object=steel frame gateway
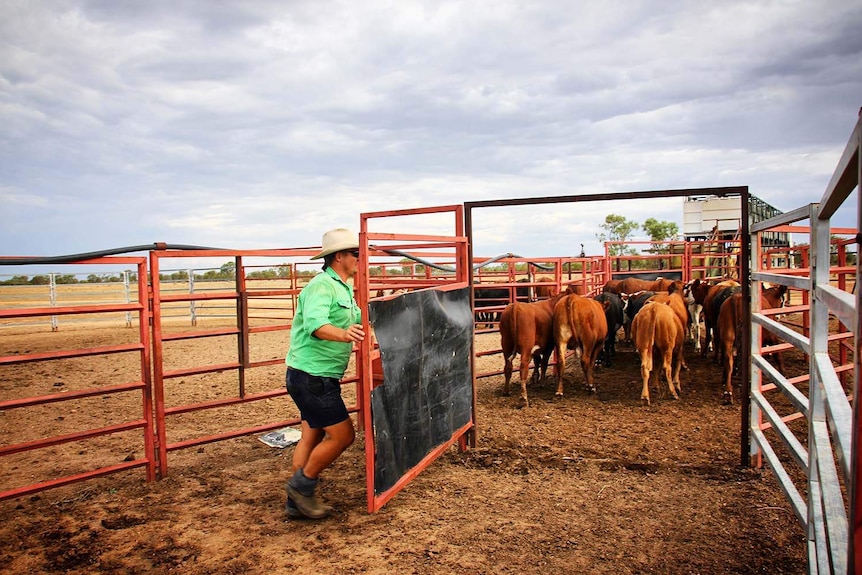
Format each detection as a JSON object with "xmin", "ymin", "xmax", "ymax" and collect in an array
[
  {"xmin": 464, "ymin": 185, "xmax": 755, "ymax": 461},
  {"xmin": 356, "ymin": 204, "xmax": 474, "ymax": 512}
]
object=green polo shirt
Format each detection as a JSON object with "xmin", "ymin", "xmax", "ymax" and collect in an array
[{"xmin": 286, "ymin": 267, "xmax": 362, "ymax": 379}]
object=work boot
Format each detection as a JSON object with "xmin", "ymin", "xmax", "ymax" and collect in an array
[
  {"xmin": 286, "ymin": 483, "xmax": 331, "ymax": 519},
  {"xmin": 285, "ymin": 497, "xmax": 304, "ymax": 520}
]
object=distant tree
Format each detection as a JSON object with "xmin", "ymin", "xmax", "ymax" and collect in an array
[
  {"xmin": 30, "ymin": 275, "xmax": 50, "ymax": 285},
  {"xmin": 86, "ymin": 274, "xmax": 102, "ymax": 283},
  {"xmin": 276, "ymin": 264, "xmax": 292, "ymax": 278},
  {"xmin": 220, "ymin": 261, "xmax": 236, "ymax": 279},
  {"xmin": 597, "ymin": 214, "xmax": 639, "ymax": 256},
  {"xmin": 399, "ymin": 258, "xmax": 413, "ymax": 275},
  {"xmin": 55, "ymin": 274, "xmax": 78, "ymax": 284},
  {"xmin": 2, "ymin": 275, "xmax": 30, "ymax": 285},
  {"xmin": 642, "ymin": 218, "xmax": 679, "ymax": 242},
  {"xmin": 248, "ymin": 269, "xmax": 277, "ymax": 279},
  {"xmin": 642, "ymin": 218, "xmax": 680, "ymax": 257}
]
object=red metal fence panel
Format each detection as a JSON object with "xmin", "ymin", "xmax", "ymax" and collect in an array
[{"xmin": 0, "ymin": 257, "xmax": 155, "ymax": 501}]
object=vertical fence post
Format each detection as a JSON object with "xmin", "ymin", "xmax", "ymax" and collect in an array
[
  {"xmin": 123, "ymin": 270, "xmax": 132, "ymax": 328},
  {"xmin": 189, "ymin": 270, "xmax": 197, "ymax": 326},
  {"xmin": 49, "ymin": 273, "xmax": 58, "ymax": 331}
]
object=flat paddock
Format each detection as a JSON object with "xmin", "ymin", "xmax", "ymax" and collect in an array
[{"xmin": 0, "ymin": 324, "xmax": 808, "ymax": 574}]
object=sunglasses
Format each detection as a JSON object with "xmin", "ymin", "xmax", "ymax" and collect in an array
[{"xmin": 349, "ymin": 250, "xmax": 360, "ymax": 258}]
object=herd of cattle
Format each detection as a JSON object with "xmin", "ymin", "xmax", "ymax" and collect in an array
[{"xmin": 478, "ymin": 276, "xmax": 788, "ymax": 407}]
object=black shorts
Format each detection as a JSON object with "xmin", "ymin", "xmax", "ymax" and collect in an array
[{"xmin": 286, "ymin": 367, "xmax": 350, "ymax": 429}]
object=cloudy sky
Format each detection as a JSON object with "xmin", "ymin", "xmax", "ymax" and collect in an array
[{"xmin": 2, "ymin": 0, "xmax": 861, "ymax": 269}]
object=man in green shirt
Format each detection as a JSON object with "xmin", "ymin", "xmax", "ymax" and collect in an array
[{"xmin": 285, "ymin": 228, "xmax": 365, "ymax": 520}]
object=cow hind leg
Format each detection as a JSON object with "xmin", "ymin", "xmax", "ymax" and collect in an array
[
  {"xmin": 639, "ymin": 352, "xmax": 653, "ymax": 405},
  {"xmin": 554, "ymin": 344, "xmax": 567, "ymax": 399},
  {"xmin": 537, "ymin": 349, "xmax": 551, "ymax": 385},
  {"xmin": 580, "ymin": 354, "xmax": 594, "ymax": 393},
  {"xmin": 702, "ymin": 321, "xmax": 712, "ymax": 357},
  {"xmin": 663, "ymin": 351, "xmax": 678, "ymax": 400},
  {"xmin": 519, "ymin": 379, "xmax": 530, "ymax": 408},
  {"xmin": 672, "ymin": 346, "xmax": 683, "ymax": 396},
  {"xmin": 721, "ymin": 340, "xmax": 735, "ymax": 405},
  {"xmin": 518, "ymin": 349, "xmax": 532, "ymax": 407},
  {"xmin": 601, "ymin": 336, "xmax": 613, "ymax": 368},
  {"xmin": 503, "ymin": 352, "xmax": 515, "ymax": 396},
  {"xmin": 773, "ymin": 350, "xmax": 786, "ymax": 376},
  {"xmin": 689, "ymin": 307, "xmax": 702, "ymax": 352},
  {"xmin": 585, "ymin": 340, "xmax": 604, "ymax": 393},
  {"xmin": 529, "ymin": 346, "xmax": 542, "ymax": 387}
]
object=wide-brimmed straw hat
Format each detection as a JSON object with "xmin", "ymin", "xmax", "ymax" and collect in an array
[{"xmin": 310, "ymin": 228, "xmax": 360, "ymax": 260}]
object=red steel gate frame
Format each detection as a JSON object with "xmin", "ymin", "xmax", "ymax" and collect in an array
[
  {"xmin": 0, "ymin": 256, "xmax": 156, "ymax": 501},
  {"xmin": 357, "ymin": 204, "xmax": 474, "ymax": 513},
  {"xmin": 147, "ymin": 247, "xmax": 364, "ymax": 478}
]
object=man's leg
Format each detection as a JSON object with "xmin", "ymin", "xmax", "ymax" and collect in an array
[
  {"xmin": 292, "ymin": 420, "xmax": 324, "ymax": 473},
  {"xmin": 301, "ymin": 418, "xmax": 355, "ymax": 478}
]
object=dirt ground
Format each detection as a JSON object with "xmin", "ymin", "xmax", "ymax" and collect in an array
[{"xmin": 0, "ymin": 325, "xmax": 809, "ymax": 575}]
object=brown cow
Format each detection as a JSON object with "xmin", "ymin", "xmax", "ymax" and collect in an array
[
  {"xmin": 631, "ymin": 301, "xmax": 684, "ymax": 405},
  {"xmin": 552, "ymin": 294, "xmax": 608, "ymax": 397},
  {"xmin": 716, "ymin": 284, "xmax": 788, "ymax": 403},
  {"xmin": 618, "ymin": 277, "xmax": 684, "ymax": 296},
  {"xmin": 535, "ymin": 276, "xmax": 558, "ymax": 299},
  {"xmin": 717, "ymin": 291, "xmax": 744, "ymax": 403},
  {"xmin": 500, "ymin": 294, "xmax": 564, "ymax": 406},
  {"xmin": 701, "ymin": 280, "xmax": 741, "ymax": 360},
  {"xmin": 618, "ymin": 277, "xmax": 656, "ymax": 295},
  {"xmin": 647, "ymin": 291, "xmax": 689, "ymax": 370},
  {"xmin": 602, "ymin": 279, "xmax": 623, "ymax": 294},
  {"xmin": 652, "ymin": 278, "xmax": 686, "ymax": 294}
]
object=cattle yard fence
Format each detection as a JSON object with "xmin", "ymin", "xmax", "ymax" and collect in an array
[{"xmin": 746, "ymin": 112, "xmax": 860, "ymax": 574}]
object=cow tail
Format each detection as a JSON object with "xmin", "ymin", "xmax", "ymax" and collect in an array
[
  {"xmin": 565, "ymin": 296, "xmax": 584, "ymax": 356},
  {"xmin": 640, "ymin": 307, "xmax": 658, "ymax": 365},
  {"xmin": 508, "ymin": 304, "xmax": 520, "ymax": 360}
]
